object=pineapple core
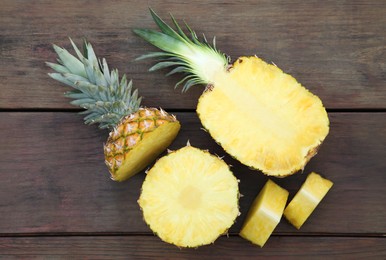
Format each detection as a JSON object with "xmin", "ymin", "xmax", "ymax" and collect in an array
[
  {"xmin": 139, "ymin": 146, "xmax": 239, "ymax": 247},
  {"xmin": 284, "ymin": 172, "xmax": 333, "ymax": 229},
  {"xmin": 178, "ymin": 185, "xmax": 202, "ymax": 210},
  {"xmin": 240, "ymin": 179, "xmax": 289, "ymax": 247}
]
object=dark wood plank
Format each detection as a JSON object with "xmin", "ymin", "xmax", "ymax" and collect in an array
[
  {"xmin": 0, "ymin": 112, "xmax": 385, "ymax": 234},
  {"xmin": 1, "ymin": 0, "xmax": 386, "ymax": 109},
  {"xmin": 0, "ymin": 236, "xmax": 385, "ymax": 259}
]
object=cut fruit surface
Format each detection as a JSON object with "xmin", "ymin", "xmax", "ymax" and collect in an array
[
  {"xmin": 108, "ymin": 118, "xmax": 180, "ymax": 181},
  {"xmin": 284, "ymin": 172, "xmax": 333, "ymax": 229},
  {"xmin": 240, "ymin": 179, "xmax": 289, "ymax": 247},
  {"xmin": 197, "ymin": 57, "xmax": 329, "ymax": 176},
  {"xmin": 138, "ymin": 145, "xmax": 239, "ymax": 248}
]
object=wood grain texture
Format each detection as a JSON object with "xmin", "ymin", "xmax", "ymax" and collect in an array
[
  {"xmin": 0, "ymin": 236, "xmax": 385, "ymax": 259},
  {"xmin": 1, "ymin": 0, "xmax": 386, "ymax": 109},
  {"xmin": 2, "ymin": 0, "xmax": 385, "ymax": 257},
  {"xmin": 0, "ymin": 112, "xmax": 385, "ymax": 234}
]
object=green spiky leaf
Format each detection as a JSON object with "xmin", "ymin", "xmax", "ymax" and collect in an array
[
  {"xmin": 47, "ymin": 39, "xmax": 141, "ymax": 129},
  {"xmin": 133, "ymin": 8, "xmax": 228, "ymax": 91}
]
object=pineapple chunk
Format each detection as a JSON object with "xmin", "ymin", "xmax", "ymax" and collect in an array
[
  {"xmin": 240, "ymin": 179, "xmax": 289, "ymax": 247},
  {"xmin": 284, "ymin": 172, "xmax": 333, "ymax": 229},
  {"xmin": 138, "ymin": 145, "xmax": 239, "ymax": 247}
]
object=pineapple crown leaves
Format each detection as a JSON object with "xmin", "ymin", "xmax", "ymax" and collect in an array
[
  {"xmin": 46, "ymin": 39, "xmax": 142, "ymax": 129},
  {"xmin": 133, "ymin": 8, "xmax": 229, "ymax": 92}
]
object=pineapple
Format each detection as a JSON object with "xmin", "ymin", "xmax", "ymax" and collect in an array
[
  {"xmin": 284, "ymin": 172, "xmax": 333, "ymax": 229},
  {"xmin": 138, "ymin": 144, "xmax": 240, "ymax": 247},
  {"xmin": 46, "ymin": 39, "xmax": 180, "ymax": 181},
  {"xmin": 239, "ymin": 179, "xmax": 289, "ymax": 247},
  {"xmin": 134, "ymin": 9, "xmax": 329, "ymax": 177}
]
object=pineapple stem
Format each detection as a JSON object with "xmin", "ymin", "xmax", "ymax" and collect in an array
[
  {"xmin": 46, "ymin": 39, "xmax": 142, "ymax": 129},
  {"xmin": 133, "ymin": 8, "xmax": 228, "ymax": 92}
]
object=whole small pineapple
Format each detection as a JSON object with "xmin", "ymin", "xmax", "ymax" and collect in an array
[
  {"xmin": 46, "ymin": 39, "xmax": 180, "ymax": 181},
  {"xmin": 134, "ymin": 9, "xmax": 329, "ymax": 177},
  {"xmin": 139, "ymin": 144, "xmax": 240, "ymax": 247}
]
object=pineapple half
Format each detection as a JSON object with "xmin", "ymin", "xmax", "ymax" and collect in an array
[
  {"xmin": 134, "ymin": 9, "xmax": 329, "ymax": 177},
  {"xmin": 47, "ymin": 39, "xmax": 180, "ymax": 181},
  {"xmin": 139, "ymin": 144, "xmax": 240, "ymax": 247}
]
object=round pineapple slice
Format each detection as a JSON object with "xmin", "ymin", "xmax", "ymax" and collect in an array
[{"xmin": 138, "ymin": 145, "xmax": 240, "ymax": 247}]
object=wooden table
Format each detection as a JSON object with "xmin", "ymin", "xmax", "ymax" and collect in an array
[{"xmin": 1, "ymin": 1, "xmax": 385, "ymax": 258}]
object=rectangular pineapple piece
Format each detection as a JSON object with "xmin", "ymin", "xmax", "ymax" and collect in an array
[
  {"xmin": 240, "ymin": 179, "xmax": 289, "ymax": 247},
  {"xmin": 284, "ymin": 172, "xmax": 333, "ymax": 229}
]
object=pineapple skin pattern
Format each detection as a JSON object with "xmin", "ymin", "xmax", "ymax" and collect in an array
[
  {"xmin": 104, "ymin": 107, "xmax": 180, "ymax": 181},
  {"xmin": 134, "ymin": 10, "xmax": 330, "ymax": 177}
]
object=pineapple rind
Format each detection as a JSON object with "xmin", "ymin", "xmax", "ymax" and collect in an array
[
  {"xmin": 139, "ymin": 146, "xmax": 239, "ymax": 247},
  {"xmin": 240, "ymin": 179, "xmax": 289, "ymax": 247},
  {"xmin": 284, "ymin": 172, "xmax": 333, "ymax": 229},
  {"xmin": 104, "ymin": 107, "xmax": 180, "ymax": 181},
  {"xmin": 110, "ymin": 120, "xmax": 180, "ymax": 182},
  {"xmin": 197, "ymin": 56, "xmax": 329, "ymax": 176}
]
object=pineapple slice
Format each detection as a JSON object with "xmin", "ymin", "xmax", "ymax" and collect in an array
[
  {"xmin": 284, "ymin": 172, "xmax": 333, "ymax": 229},
  {"xmin": 134, "ymin": 10, "xmax": 329, "ymax": 177},
  {"xmin": 138, "ymin": 145, "xmax": 239, "ymax": 247},
  {"xmin": 240, "ymin": 179, "xmax": 289, "ymax": 247}
]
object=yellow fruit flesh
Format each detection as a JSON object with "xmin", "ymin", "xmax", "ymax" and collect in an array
[
  {"xmin": 113, "ymin": 121, "xmax": 180, "ymax": 181},
  {"xmin": 139, "ymin": 146, "xmax": 239, "ymax": 247},
  {"xmin": 104, "ymin": 107, "xmax": 180, "ymax": 181},
  {"xmin": 197, "ymin": 56, "xmax": 329, "ymax": 176},
  {"xmin": 240, "ymin": 179, "xmax": 289, "ymax": 247},
  {"xmin": 284, "ymin": 172, "xmax": 333, "ymax": 229}
]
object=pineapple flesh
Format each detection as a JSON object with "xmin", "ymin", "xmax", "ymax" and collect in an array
[
  {"xmin": 134, "ymin": 9, "xmax": 329, "ymax": 177},
  {"xmin": 284, "ymin": 172, "xmax": 333, "ymax": 229},
  {"xmin": 239, "ymin": 179, "xmax": 289, "ymax": 247},
  {"xmin": 198, "ymin": 57, "xmax": 328, "ymax": 176},
  {"xmin": 139, "ymin": 145, "xmax": 240, "ymax": 247},
  {"xmin": 104, "ymin": 108, "xmax": 180, "ymax": 181},
  {"xmin": 47, "ymin": 39, "xmax": 180, "ymax": 181}
]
